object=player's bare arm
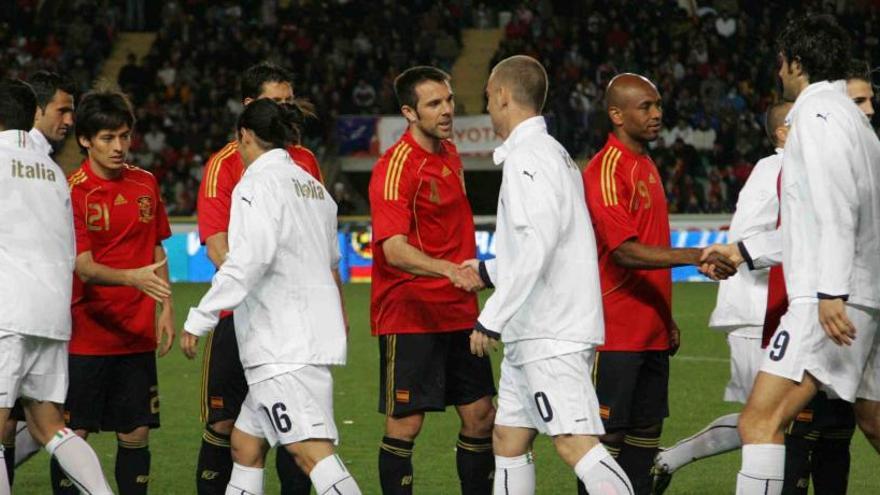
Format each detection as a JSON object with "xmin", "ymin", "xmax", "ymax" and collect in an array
[
  {"xmin": 74, "ymin": 251, "xmax": 171, "ymax": 301},
  {"xmin": 612, "ymin": 239, "xmax": 736, "ymax": 279},
  {"xmin": 204, "ymin": 232, "xmax": 229, "ymax": 268},
  {"xmin": 154, "ymin": 245, "xmax": 176, "ymax": 357},
  {"xmin": 382, "ymin": 234, "xmax": 484, "ymax": 291}
]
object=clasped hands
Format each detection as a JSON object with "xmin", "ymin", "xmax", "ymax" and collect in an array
[
  {"xmin": 447, "ymin": 258, "xmax": 485, "ymax": 292},
  {"xmin": 698, "ymin": 242, "xmax": 743, "ymax": 280}
]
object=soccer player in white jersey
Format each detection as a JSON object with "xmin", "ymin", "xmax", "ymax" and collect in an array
[
  {"xmin": 735, "ymin": 15, "xmax": 880, "ymax": 494},
  {"xmin": 467, "ymin": 55, "xmax": 633, "ymax": 495},
  {"xmin": 0, "ymin": 78, "xmax": 113, "ymax": 495},
  {"xmin": 1, "ymin": 70, "xmax": 76, "ymax": 486},
  {"xmin": 181, "ymin": 99, "xmax": 361, "ymax": 495},
  {"xmin": 651, "ymin": 101, "xmax": 791, "ymax": 493}
]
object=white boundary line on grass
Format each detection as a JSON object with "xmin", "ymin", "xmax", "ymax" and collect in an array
[{"xmin": 674, "ymin": 355, "xmax": 729, "ymax": 363}]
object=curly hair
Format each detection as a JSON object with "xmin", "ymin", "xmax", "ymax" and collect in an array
[{"xmin": 776, "ymin": 14, "xmax": 851, "ymax": 83}]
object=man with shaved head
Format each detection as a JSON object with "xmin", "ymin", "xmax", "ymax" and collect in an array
[
  {"xmin": 467, "ymin": 54, "xmax": 634, "ymax": 494},
  {"xmin": 652, "ymin": 101, "xmax": 792, "ymax": 494},
  {"xmin": 581, "ymin": 73, "xmax": 736, "ymax": 495}
]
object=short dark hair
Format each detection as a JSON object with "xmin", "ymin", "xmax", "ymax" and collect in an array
[
  {"xmin": 28, "ymin": 71, "xmax": 76, "ymax": 110},
  {"xmin": 0, "ymin": 78, "xmax": 37, "ymax": 131},
  {"xmin": 75, "ymin": 89, "xmax": 135, "ymax": 148},
  {"xmin": 776, "ymin": 15, "xmax": 851, "ymax": 83},
  {"xmin": 394, "ymin": 66, "xmax": 451, "ymax": 109},
  {"xmin": 237, "ymin": 98, "xmax": 300, "ymax": 150},
  {"xmin": 240, "ymin": 62, "xmax": 294, "ymax": 101},
  {"xmin": 845, "ymin": 59, "xmax": 871, "ymax": 82}
]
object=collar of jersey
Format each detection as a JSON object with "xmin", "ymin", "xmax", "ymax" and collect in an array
[
  {"xmin": 493, "ymin": 116, "xmax": 547, "ymax": 165},
  {"xmin": 605, "ymin": 131, "xmax": 647, "ymax": 161},
  {"xmin": 787, "ymin": 79, "xmax": 846, "ymax": 125},
  {"xmin": 400, "ymin": 128, "xmax": 446, "ymax": 158},
  {"xmin": 0, "ymin": 129, "xmax": 39, "ymax": 152},
  {"xmin": 245, "ymin": 148, "xmax": 289, "ymax": 175},
  {"xmin": 28, "ymin": 128, "xmax": 53, "ymax": 155}
]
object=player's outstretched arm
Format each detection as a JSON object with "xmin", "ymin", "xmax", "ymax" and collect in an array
[
  {"xmin": 612, "ymin": 240, "xmax": 737, "ymax": 279},
  {"xmin": 204, "ymin": 232, "xmax": 229, "ymax": 268},
  {"xmin": 382, "ymin": 234, "xmax": 484, "ymax": 292},
  {"xmin": 153, "ymin": 245, "xmax": 176, "ymax": 357},
  {"xmin": 74, "ymin": 251, "xmax": 171, "ymax": 302}
]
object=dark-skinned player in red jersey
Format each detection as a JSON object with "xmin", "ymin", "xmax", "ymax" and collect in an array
[
  {"xmin": 53, "ymin": 89, "xmax": 174, "ymax": 495},
  {"xmin": 580, "ymin": 73, "xmax": 736, "ymax": 495},
  {"xmin": 369, "ymin": 66, "xmax": 496, "ymax": 495},
  {"xmin": 194, "ymin": 62, "xmax": 322, "ymax": 495}
]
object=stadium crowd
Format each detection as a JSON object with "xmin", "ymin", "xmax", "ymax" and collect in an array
[
  {"xmin": 3, "ymin": 0, "xmax": 880, "ymax": 216},
  {"xmin": 490, "ymin": 0, "xmax": 880, "ymax": 213},
  {"xmin": 0, "ymin": 0, "xmax": 118, "ymax": 93}
]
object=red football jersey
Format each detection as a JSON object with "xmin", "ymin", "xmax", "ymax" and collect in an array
[
  {"xmin": 368, "ymin": 130, "xmax": 479, "ymax": 335},
  {"xmin": 198, "ymin": 141, "xmax": 323, "ymax": 243},
  {"xmin": 584, "ymin": 133, "xmax": 672, "ymax": 351},
  {"xmin": 68, "ymin": 160, "xmax": 172, "ymax": 355},
  {"xmin": 762, "ymin": 171, "xmax": 787, "ymax": 347}
]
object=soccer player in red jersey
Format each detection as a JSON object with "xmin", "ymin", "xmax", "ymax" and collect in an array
[
  {"xmin": 51, "ymin": 89, "xmax": 174, "ymax": 495},
  {"xmin": 581, "ymin": 73, "xmax": 734, "ymax": 495},
  {"xmin": 195, "ymin": 62, "xmax": 319, "ymax": 495},
  {"xmin": 368, "ymin": 66, "xmax": 495, "ymax": 495}
]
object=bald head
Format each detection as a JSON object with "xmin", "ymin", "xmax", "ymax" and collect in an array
[
  {"xmin": 605, "ymin": 73, "xmax": 659, "ymax": 110},
  {"xmin": 604, "ymin": 73, "xmax": 663, "ymax": 148},
  {"xmin": 765, "ymin": 102, "xmax": 792, "ymax": 147},
  {"xmin": 489, "ymin": 55, "xmax": 548, "ymax": 112}
]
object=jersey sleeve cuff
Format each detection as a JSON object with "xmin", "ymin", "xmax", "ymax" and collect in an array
[
  {"xmin": 737, "ymin": 241, "xmax": 755, "ymax": 271},
  {"xmin": 817, "ymin": 292, "xmax": 849, "ymax": 302},
  {"xmin": 474, "ymin": 320, "xmax": 500, "ymax": 340},
  {"xmin": 183, "ymin": 308, "xmax": 216, "ymax": 337},
  {"xmin": 478, "ymin": 261, "xmax": 494, "ymax": 289}
]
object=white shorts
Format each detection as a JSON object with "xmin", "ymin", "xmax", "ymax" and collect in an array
[
  {"xmin": 724, "ymin": 332, "xmax": 764, "ymax": 403},
  {"xmin": 0, "ymin": 330, "xmax": 67, "ymax": 407},
  {"xmin": 235, "ymin": 366, "xmax": 338, "ymax": 447},
  {"xmin": 760, "ymin": 301, "xmax": 880, "ymax": 402},
  {"xmin": 495, "ymin": 350, "xmax": 604, "ymax": 437}
]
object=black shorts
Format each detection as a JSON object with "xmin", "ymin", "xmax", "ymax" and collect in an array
[
  {"xmin": 593, "ymin": 350, "xmax": 669, "ymax": 430},
  {"xmin": 788, "ymin": 392, "xmax": 856, "ymax": 439},
  {"xmin": 65, "ymin": 351, "xmax": 160, "ymax": 434},
  {"xmin": 10, "ymin": 399, "xmax": 24, "ymax": 421},
  {"xmin": 378, "ymin": 330, "xmax": 496, "ymax": 417},
  {"xmin": 200, "ymin": 315, "xmax": 248, "ymax": 425}
]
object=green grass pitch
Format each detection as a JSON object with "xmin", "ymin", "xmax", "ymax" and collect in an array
[{"xmin": 13, "ymin": 283, "xmax": 878, "ymax": 493}]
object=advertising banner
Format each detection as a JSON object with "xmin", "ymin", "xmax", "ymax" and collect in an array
[
  {"xmin": 376, "ymin": 115, "xmax": 503, "ymax": 155},
  {"xmin": 163, "ymin": 222, "xmax": 730, "ymax": 284}
]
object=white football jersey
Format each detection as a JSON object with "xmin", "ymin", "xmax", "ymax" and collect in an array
[
  {"xmin": 781, "ymin": 80, "xmax": 880, "ymax": 308},
  {"xmin": 0, "ymin": 130, "xmax": 75, "ymax": 340},
  {"xmin": 710, "ymin": 150, "xmax": 782, "ymax": 336},
  {"xmin": 477, "ymin": 117, "xmax": 604, "ymax": 364},
  {"xmin": 185, "ymin": 148, "xmax": 346, "ymax": 383}
]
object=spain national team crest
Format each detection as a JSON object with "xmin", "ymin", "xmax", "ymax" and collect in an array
[{"xmin": 137, "ymin": 196, "xmax": 154, "ymax": 223}]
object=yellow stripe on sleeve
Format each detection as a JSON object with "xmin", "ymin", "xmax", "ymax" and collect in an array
[{"xmin": 390, "ymin": 146, "xmax": 412, "ymax": 200}]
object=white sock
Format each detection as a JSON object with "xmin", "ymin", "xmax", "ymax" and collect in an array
[
  {"xmin": 310, "ymin": 454, "xmax": 361, "ymax": 494},
  {"xmin": 0, "ymin": 445, "xmax": 10, "ymax": 495},
  {"xmin": 45, "ymin": 428, "xmax": 113, "ymax": 495},
  {"xmin": 574, "ymin": 444, "xmax": 634, "ymax": 495},
  {"xmin": 656, "ymin": 413, "xmax": 741, "ymax": 473},
  {"xmin": 225, "ymin": 463, "xmax": 264, "ymax": 495},
  {"xmin": 736, "ymin": 444, "xmax": 784, "ymax": 495},
  {"xmin": 14, "ymin": 422, "xmax": 41, "ymax": 466},
  {"xmin": 493, "ymin": 453, "xmax": 536, "ymax": 495}
]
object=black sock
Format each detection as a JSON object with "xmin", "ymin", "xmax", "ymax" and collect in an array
[
  {"xmin": 811, "ymin": 431, "xmax": 852, "ymax": 495},
  {"xmin": 577, "ymin": 440, "xmax": 622, "ymax": 495},
  {"xmin": 116, "ymin": 439, "xmax": 151, "ymax": 495},
  {"xmin": 456, "ymin": 434, "xmax": 493, "ymax": 495},
  {"xmin": 50, "ymin": 456, "xmax": 80, "ymax": 495},
  {"xmin": 783, "ymin": 431, "xmax": 815, "ymax": 495},
  {"xmin": 3, "ymin": 443, "xmax": 14, "ymax": 487},
  {"xmin": 276, "ymin": 446, "xmax": 312, "ymax": 494},
  {"xmin": 379, "ymin": 436, "xmax": 414, "ymax": 495},
  {"xmin": 617, "ymin": 432, "xmax": 661, "ymax": 495},
  {"xmin": 196, "ymin": 426, "xmax": 232, "ymax": 495}
]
